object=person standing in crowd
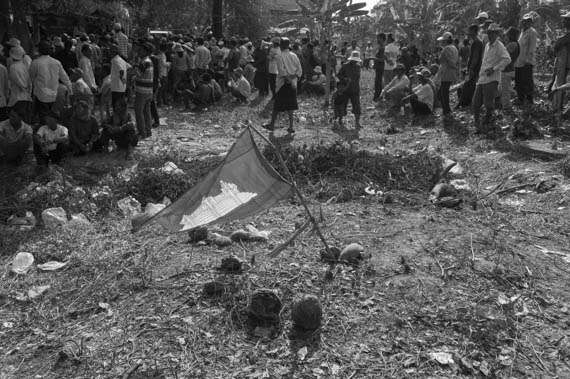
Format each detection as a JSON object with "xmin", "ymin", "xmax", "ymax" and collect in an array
[
  {"xmin": 364, "ymin": 41, "xmax": 374, "ymax": 69},
  {"xmin": 457, "ymin": 25, "xmax": 483, "ymax": 108},
  {"xmin": 402, "ymin": 68, "xmax": 434, "ymax": 116},
  {"xmin": 514, "ymin": 13, "xmax": 537, "ymax": 106},
  {"xmin": 253, "ymin": 39, "xmax": 269, "ymax": 97},
  {"xmin": 34, "ymin": 112, "xmax": 68, "ymax": 167},
  {"xmin": 134, "ymin": 43, "xmax": 154, "ymax": 139},
  {"xmin": 459, "ymin": 39, "xmax": 470, "ymax": 72},
  {"xmin": 384, "ymin": 34, "xmax": 399, "ymax": 85},
  {"xmin": 436, "ymin": 31, "xmax": 459, "ymax": 116},
  {"xmin": 114, "ymin": 23, "xmax": 129, "ymax": 59},
  {"xmin": 262, "ymin": 38, "xmax": 302, "ymax": 134},
  {"xmin": 501, "ymin": 27, "xmax": 520, "ymax": 113},
  {"xmin": 75, "ymin": 33, "xmax": 89, "ymax": 63},
  {"xmin": 373, "ymin": 33, "xmax": 386, "ymax": 102},
  {"xmin": 475, "ymin": 12, "xmax": 490, "ymax": 44},
  {"xmin": 6, "ymin": 38, "xmax": 32, "ymax": 68},
  {"xmin": 551, "ymin": 12, "xmax": 570, "ymax": 114},
  {"xmin": 149, "ymin": 47, "xmax": 161, "ymax": 129},
  {"xmin": 53, "ymin": 37, "xmax": 78, "ymax": 74},
  {"xmin": 268, "ymin": 38, "xmax": 281, "ymax": 97},
  {"xmin": 7, "ymin": 46, "xmax": 32, "ymax": 124},
  {"xmin": 336, "ymin": 51, "xmax": 362, "ymax": 130},
  {"xmin": 171, "ymin": 43, "xmax": 192, "ymax": 102},
  {"xmin": 157, "ymin": 43, "xmax": 170, "ymax": 107},
  {"xmin": 344, "ymin": 40, "xmax": 360, "ymax": 62},
  {"xmin": 79, "ymin": 44, "xmax": 97, "ymax": 92},
  {"xmin": 472, "ymin": 23, "xmax": 511, "ymax": 136},
  {"xmin": 194, "ymin": 37, "xmax": 212, "ymax": 75},
  {"xmin": 69, "ymin": 68, "xmax": 94, "ymax": 113},
  {"xmin": 110, "ymin": 44, "xmax": 131, "ymax": 111},
  {"xmin": 29, "ymin": 41, "xmax": 73, "ymax": 125},
  {"xmin": 0, "ymin": 108, "xmax": 33, "ymax": 164}
]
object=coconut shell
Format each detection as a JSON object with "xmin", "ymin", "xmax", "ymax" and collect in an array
[
  {"xmin": 203, "ymin": 281, "xmax": 225, "ymax": 297},
  {"xmin": 220, "ymin": 255, "xmax": 243, "ymax": 272},
  {"xmin": 230, "ymin": 230, "xmax": 251, "ymax": 242},
  {"xmin": 248, "ymin": 289, "xmax": 282, "ymax": 323},
  {"xmin": 212, "ymin": 233, "xmax": 233, "ymax": 247},
  {"xmin": 188, "ymin": 226, "xmax": 209, "ymax": 242},
  {"xmin": 320, "ymin": 246, "xmax": 341, "ymax": 262},
  {"xmin": 339, "ymin": 243, "xmax": 363, "ymax": 264},
  {"xmin": 291, "ymin": 294, "xmax": 323, "ymax": 330},
  {"xmin": 431, "ymin": 183, "xmax": 457, "ymax": 200}
]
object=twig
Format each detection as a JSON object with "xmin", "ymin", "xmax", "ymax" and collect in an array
[
  {"xmin": 496, "ymin": 183, "xmax": 534, "ymax": 195},
  {"xmin": 266, "ymin": 219, "xmax": 311, "ymax": 258},
  {"xmin": 121, "ymin": 361, "xmax": 141, "ymax": 379}
]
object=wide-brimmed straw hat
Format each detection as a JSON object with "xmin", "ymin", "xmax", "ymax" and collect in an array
[
  {"xmin": 9, "ymin": 46, "xmax": 25, "ymax": 61},
  {"xmin": 314, "ymin": 66, "xmax": 322, "ymax": 74},
  {"xmin": 485, "ymin": 23, "xmax": 504, "ymax": 33},
  {"xmin": 437, "ymin": 32, "xmax": 453, "ymax": 41},
  {"xmin": 475, "ymin": 11, "xmax": 489, "ymax": 20}
]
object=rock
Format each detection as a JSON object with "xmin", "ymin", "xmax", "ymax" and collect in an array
[
  {"xmin": 41, "ymin": 207, "xmax": 68, "ymax": 229},
  {"xmin": 211, "ymin": 233, "xmax": 233, "ymax": 247},
  {"xmin": 339, "ymin": 243, "xmax": 364, "ymax": 264},
  {"xmin": 430, "ymin": 183, "xmax": 457, "ymax": 200},
  {"xmin": 203, "ymin": 281, "xmax": 226, "ymax": 297},
  {"xmin": 458, "ymin": 357, "xmax": 474, "ymax": 374},
  {"xmin": 117, "ymin": 196, "xmax": 142, "ymax": 218},
  {"xmin": 188, "ymin": 226, "xmax": 209, "ymax": 243},
  {"xmin": 291, "ymin": 294, "xmax": 323, "ymax": 330},
  {"xmin": 69, "ymin": 213, "xmax": 91, "ymax": 226},
  {"xmin": 230, "ymin": 230, "xmax": 252, "ymax": 242},
  {"xmin": 220, "ymin": 255, "xmax": 243, "ymax": 273},
  {"xmin": 474, "ymin": 258, "xmax": 506, "ymax": 275},
  {"xmin": 161, "ymin": 161, "xmax": 184, "ymax": 175},
  {"xmin": 10, "ymin": 252, "xmax": 34, "ymax": 275},
  {"xmin": 8, "ymin": 211, "xmax": 36, "ymax": 231},
  {"xmin": 320, "ymin": 246, "xmax": 341, "ymax": 262},
  {"xmin": 131, "ymin": 203, "xmax": 166, "ymax": 229},
  {"xmin": 245, "ymin": 225, "xmax": 270, "ymax": 242},
  {"xmin": 450, "ymin": 179, "xmax": 472, "ymax": 193},
  {"xmin": 248, "ymin": 289, "xmax": 282, "ymax": 324}
]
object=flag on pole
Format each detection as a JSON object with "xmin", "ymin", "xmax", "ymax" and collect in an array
[{"xmin": 132, "ymin": 127, "xmax": 292, "ymax": 232}]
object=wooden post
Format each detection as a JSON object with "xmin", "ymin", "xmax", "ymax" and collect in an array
[{"xmin": 249, "ymin": 125, "xmax": 332, "ymax": 255}]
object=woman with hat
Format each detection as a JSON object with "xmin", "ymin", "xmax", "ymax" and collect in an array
[
  {"xmin": 472, "ymin": 23, "xmax": 511, "ymax": 135},
  {"xmin": 436, "ymin": 31, "xmax": 458, "ymax": 116},
  {"xmin": 262, "ymin": 38, "xmax": 303, "ymax": 134},
  {"xmin": 8, "ymin": 46, "xmax": 32, "ymax": 123},
  {"xmin": 336, "ymin": 51, "xmax": 363, "ymax": 129},
  {"xmin": 302, "ymin": 65, "xmax": 326, "ymax": 96}
]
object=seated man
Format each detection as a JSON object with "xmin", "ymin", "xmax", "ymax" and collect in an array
[
  {"xmin": 380, "ymin": 63, "xmax": 410, "ymax": 109},
  {"xmin": 180, "ymin": 73, "xmax": 222, "ymax": 111},
  {"xmin": 99, "ymin": 97, "xmax": 138, "ymax": 157},
  {"xmin": 402, "ymin": 68, "xmax": 434, "ymax": 116},
  {"xmin": 67, "ymin": 101, "xmax": 99, "ymax": 155},
  {"xmin": 0, "ymin": 108, "xmax": 33, "ymax": 164},
  {"xmin": 302, "ymin": 65, "xmax": 326, "ymax": 96},
  {"xmin": 228, "ymin": 67, "xmax": 251, "ymax": 104},
  {"xmin": 34, "ymin": 112, "xmax": 69, "ymax": 166}
]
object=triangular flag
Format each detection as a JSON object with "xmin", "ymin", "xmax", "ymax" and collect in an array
[{"xmin": 132, "ymin": 127, "xmax": 292, "ymax": 232}]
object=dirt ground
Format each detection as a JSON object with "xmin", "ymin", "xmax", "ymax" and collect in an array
[{"xmin": 1, "ymin": 70, "xmax": 570, "ymax": 379}]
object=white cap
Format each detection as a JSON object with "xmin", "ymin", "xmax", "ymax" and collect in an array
[
  {"xmin": 476, "ymin": 11, "xmax": 489, "ymax": 20},
  {"xmin": 437, "ymin": 32, "xmax": 453, "ymax": 41}
]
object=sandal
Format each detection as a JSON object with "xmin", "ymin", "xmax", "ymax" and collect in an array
[{"xmin": 262, "ymin": 123, "xmax": 275, "ymax": 131}]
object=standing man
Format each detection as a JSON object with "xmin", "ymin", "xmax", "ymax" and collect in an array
[
  {"xmin": 262, "ymin": 38, "xmax": 302, "ymax": 135},
  {"xmin": 384, "ymin": 34, "xmax": 399, "ymax": 85},
  {"xmin": 457, "ymin": 25, "xmax": 483, "ymax": 108},
  {"xmin": 475, "ymin": 12, "xmax": 490, "ymax": 44},
  {"xmin": 344, "ymin": 40, "xmax": 360, "ymax": 62},
  {"xmin": 7, "ymin": 46, "xmax": 32, "ymax": 124},
  {"xmin": 29, "ymin": 41, "xmax": 73, "ymax": 125},
  {"xmin": 114, "ymin": 23, "xmax": 129, "ymax": 60},
  {"xmin": 0, "ymin": 58, "xmax": 8, "ymax": 121},
  {"xmin": 110, "ymin": 44, "xmax": 131, "ymax": 111},
  {"xmin": 551, "ymin": 12, "xmax": 570, "ymax": 114},
  {"xmin": 336, "ymin": 51, "xmax": 362, "ymax": 130},
  {"xmin": 134, "ymin": 43, "xmax": 154, "ymax": 139},
  {"xmin": 194, "ymin": 37, "xmax": 212, "ymax": 75},
  {"xmin": 472, "ymin": 24, "xmax": 511, "ymax": 136},
  {"xmin": 373, "ymin": 33, "xmax": 386, "ymax": 102},
  {"xmin": 364, "ymin": 41, "xmax": 374, "ymax": 69},
  {"xmin": 436, "ymin": 31, "xmax": 459, "ymax": 116},
  {"xmin": 267, "ymin": 38, "xmax": 281, "ymax": 97},
  {"xmin": 79, "ymin": 44, "xmax": 97, "ymax": 92},
  {"xmin": 514, "ymin": 13, "xmax": 537, "ymax": 106}
]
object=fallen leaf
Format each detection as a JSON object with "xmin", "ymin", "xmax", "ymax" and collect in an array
[
  {"xmin": 430, "ymin": 352, "xmax": 454, "ymax": 365},
  {"xmin": 37, "ymin": 261, "xmax": 69, "ymax": 271},
  {"xmin": 297, "ymin": 346, "xmax": 308, "ymax": 361},
  {"xmin": 28, "ymin": 285, "xmax": 50, "ymax": 299}
]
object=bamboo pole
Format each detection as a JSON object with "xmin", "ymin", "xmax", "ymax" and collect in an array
[{"xmin": 248, "ymin": 125, "xmax": 333, "ymax": 255}]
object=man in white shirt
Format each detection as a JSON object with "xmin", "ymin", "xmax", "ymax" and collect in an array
[
  {"xmin": 384, "ymin": 34, "xmax": 399, "ymax": 84},
  {"xmin": 34, "ymin": 112, "xmax": 68, "ymax": 166},
  {"xmin": 380, "ymin": 63, "xmax": 410, "ymax": 109},
  {"xmin": 110, "ymin": 44, "xmax": 131, "ymax": 111},
  {"xmin": 7, "ymin": 46, "xmax": 32, "ymax": 124},
  {"xmin": 402, "ymin": 68, "xmax": 434, "ymax": 116},
  {"xmin": 29, "ymin": 41, "xmax": 73, "ymax": 125},
  {"xmin": 229, "ymin": 67, "xmax": 251, "ymax": 104},
  {"xmin": 514, "ymin": 13, "xmax": 537, "ymax": 105},
  {"xmin": 472, "ymin": 23, "xmax": 511, "ymax": 135},
  {"xmin": 79, "ymin": 44, "xmax": 97, "ymax": 91},
  {"xmin": 194, "ymin": 37, "xmax": 212, "ymax": 73}
]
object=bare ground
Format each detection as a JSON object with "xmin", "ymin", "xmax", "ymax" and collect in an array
[{"xmin": 1, "ymin": 70, "xmax": 570, "ymax": 379}]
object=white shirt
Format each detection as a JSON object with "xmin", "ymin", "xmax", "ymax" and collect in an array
[
  {"xmin": 477, "ymin": 39, "xmax": 511, "ymax": 85},
  {"xmin": 384, "ymin": 42, "xmax": 399, "ymax": 70},
  {"xmin": 29, "ymin": 55, "xmax": 72, "ymax": 103},
  {"xmin": 275, "ymin": 49, "xmax": 303, "ymax": 92},
  {"xmin": 383, "ymin": 74, "xmax": 410, "ymax": 94},
  {"xmin": 413, "ymin": 83, "xmax": 434, "ymax": 110},
  {"xmin": 36, "ymin": 124, "xmax": 68, "ymax": 151},
  {"xmin": 110, "ymin": 55, "xmax": 131, "ymax": 92},
  {"xmin": 79, "ymin": 56, "xmax": 96, "ymax": 88},
  {"xmin": 515, "ymin": 27, "xmax": 537, "ymax": 67},
  {"xmin": 8, "ymin": 60, "xmax": 32, "ymax": 106}
]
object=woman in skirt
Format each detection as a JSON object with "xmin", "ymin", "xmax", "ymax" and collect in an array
[{"xmin": 262, "ymin": 38, "xmax": 303, "ymax": 134}]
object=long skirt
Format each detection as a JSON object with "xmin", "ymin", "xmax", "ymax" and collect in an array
[
  {"xmin": 273, "ymin": 83, "xmax": 298, "ymax": 112},
  {"xmin": 254, "ymin": 72, "xmax": 269, "ymax": 96}
]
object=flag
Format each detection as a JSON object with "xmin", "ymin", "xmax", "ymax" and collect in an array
[{"xmin": 132, "ymin": 127, "xmax": 292, "ymax": 232}]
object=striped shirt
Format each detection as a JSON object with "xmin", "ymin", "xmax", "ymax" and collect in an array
[{"xmin": 135, "ymin": 57, "xmax": 154, "ymax": 95}]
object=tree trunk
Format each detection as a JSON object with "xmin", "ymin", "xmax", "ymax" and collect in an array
[
  {"xmin": 0, "ymin": 0, "xmax": 10, "ymax": 43},
  {"xmin": 212, "ymin": 0, "xmax": 223, "ymax": 38}
]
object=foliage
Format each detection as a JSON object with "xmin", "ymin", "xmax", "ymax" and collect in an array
[
  {"xmin": 224, "ymin": 0, "xmax": 268, "ymax": 39},
  {"xmin": 496, "ymin": 0, "xmax": 522, "ymax": 29}
]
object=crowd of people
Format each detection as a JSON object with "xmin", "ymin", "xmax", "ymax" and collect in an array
[{"xmin": 0, "ymin": 11, "xmax": 567, "ymax": 167}]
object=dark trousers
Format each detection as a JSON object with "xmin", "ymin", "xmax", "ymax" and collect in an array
[
  {"xmin": 34, "ymin": 142, "xmax": 66, "ymax": 166},
  {"xmin": 457, "ymin": 75, "xmax": 477, "ymax": 107},
  {"xmin": 34, "ymin": 98, "xmax": 54, "ymax": 125},
  {"xmin": 150, "ymin": 95, "xmax": 160, "ymax": 125},
  {"xmin": 515, "ymin": 65, "xmax": 534, "ymax": 103},
  {"xmin": 269, "ymin": 73, "xmax": 277, "ymax": 96},
  {"xmin": 410, "ymin": 98, "xmax": 432, "ymax": 115},
  {"xmin": 373, "ymin": 61, "xmax": 385, "ymax": 100},
  {"xmin": 231, "ymin": 88, "xmax": 248, "ymax": 103},
  {"xmin": 440, "ymin": 81, "xmax": 452, "ymax": 114},
  {"xmin": 254, "ymin": 72, "xmax": 269, "ymax": 97},
  {"xmin": 111, "ymin": 92, "xmax": 125, "ymax": 112},
  {"xmin": 11, "ymin": 101, "xmax": 32, "ymax": 124},
  {"xmin": 0, "ymin": 107, "xmax": 7, "ymax": 121}
]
